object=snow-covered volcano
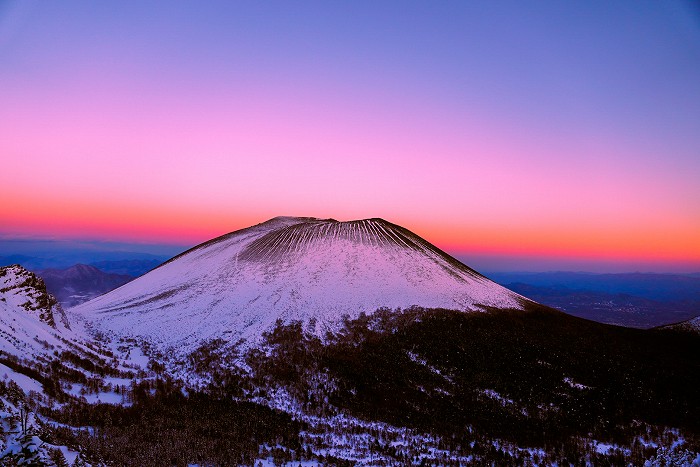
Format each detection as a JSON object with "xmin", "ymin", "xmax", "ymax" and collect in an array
[{"xmin": 72, "ymin": 217, "xmax": 528, "ymax": 353}]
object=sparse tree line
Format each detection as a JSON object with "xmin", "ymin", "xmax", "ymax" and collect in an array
[
  {"xmin": 239, "ymin": 305, "xmax": 700, "ymax": 465},
  {"xmin": 40, "ymin": 378, "xmax": 329, "ymax": 466},
  {"xmin": 0, "ymin": 350, "xmax": 134, "ymax": 405}
]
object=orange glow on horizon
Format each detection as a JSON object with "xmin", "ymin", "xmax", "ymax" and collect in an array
[
  {"xmin": 3, "ymin": 192, "xmax": 698, "ymax": 269},
  {"xmin": 429, "ymin": 226, "xmax": 700, "ymax": 264}
]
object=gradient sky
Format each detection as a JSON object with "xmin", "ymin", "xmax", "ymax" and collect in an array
[{"xmin": 1, "ymin": 1, "xmax": 699, "ymax": 272}]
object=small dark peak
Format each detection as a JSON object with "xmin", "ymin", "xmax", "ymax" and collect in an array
[
  {"xmin": 35, "ymin": 264, "xmax": 134, "ymax": 308},
  {"xmin": 71, "ymin": 263, "xmax": 97, "ymax": 271},
  {"xmin": 65, "ymin": 263, "xmax": 101, "ymax": 277}
]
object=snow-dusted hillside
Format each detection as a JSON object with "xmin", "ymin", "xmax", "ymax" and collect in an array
[
  {"xmin": 0, "ymin": 265, "xmax": 146, "ymax": 465},
  {"xmin": 0, "ymin": 265, "xmax": 76, "ymax": 358},
  {"xmin": 664, "ymin": 315, "xmax": 700, "ymax": 333},
  {"xmin": 72, "ymin": 217, "xmax": 528, "ymax": 355}
]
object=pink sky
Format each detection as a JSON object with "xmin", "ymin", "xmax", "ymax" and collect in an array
[{"xmin": 1, "ymin": 2, "xmax": 699, "ymax": 271}]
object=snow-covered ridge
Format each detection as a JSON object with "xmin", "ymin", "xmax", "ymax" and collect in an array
[
  {"xmin": 0, "ymin": 265, "xmax": 68, "ymax": 330},
  {"xmin": 72, "ymin": 217, "xmax": 529, "ymax": 356},
  {"xmin": 0, "ymin": 265, "xmax": 90, "ymax": 361}
]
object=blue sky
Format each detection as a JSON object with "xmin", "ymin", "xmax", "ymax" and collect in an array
[{"xmin": 1, "ymin": 1, "xmax": 699, "ymax": 272}]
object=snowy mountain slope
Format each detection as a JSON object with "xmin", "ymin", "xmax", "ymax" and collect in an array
[
  {"xmin": 0, "ymin": 265, "xmax": 67, "ymax": 328},
  {"xmin": 0, "ymin": 265, "xmax": 76, "ymax": 357},
  {"xmin": 0, "ymin": 264, "xmax": 119, "ymax": 374},
  {"xmin": 72, "ymin": 217, "xmax": 529, "ymax": 354}
]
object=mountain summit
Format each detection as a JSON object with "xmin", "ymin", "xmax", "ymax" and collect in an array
[{"xmin": 72, "ymin": 217, "xmax": 527, "ymax": 353}]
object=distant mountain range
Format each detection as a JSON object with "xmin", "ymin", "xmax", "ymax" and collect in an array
[
  {"xmin": 88, "ymin": 259, "xmax": 162, "ymax": 276},
  {"xmin": 488, "ymin": 271, "xmax": 700, "ymax": 328},
  {"xmin": 0, "ymin": 252, "xmax": 168, "ymax": 272}
]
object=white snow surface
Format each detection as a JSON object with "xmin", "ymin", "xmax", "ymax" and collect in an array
[
  {"xmin": 0, "ymin": 363, "xmax": 44, "ymax": 394},
  {"xmin": 72, "ymin": 217, "xmax": 527, "ymax": 355}
]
